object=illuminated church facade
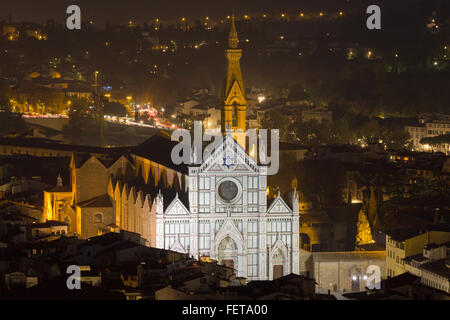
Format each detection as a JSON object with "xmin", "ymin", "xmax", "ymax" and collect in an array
[{"xmin": 43, "ymin": 17, "xmax": 300, "ymax": 280}]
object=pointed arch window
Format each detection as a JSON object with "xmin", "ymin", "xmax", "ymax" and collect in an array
[
  {"xmin": 232, "ymin": 102, "xmax": 238, "ymax": 127},
  {"xmin": 63, "ymin": 216, "xmax": 71, "ymax": 226}
]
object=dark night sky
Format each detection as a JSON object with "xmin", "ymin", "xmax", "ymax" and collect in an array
[{"xmin": 0, "ymin": 0, "xmax": 356, "ymax": 24}]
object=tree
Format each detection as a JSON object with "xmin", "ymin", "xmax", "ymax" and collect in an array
[
  {"xmin": 295, "ymin": 161, "xmax": 347, "ymax": 205},
  {"xmin": 260, "ymin": 110, "xmax": 291, "ymax": 141},
  {"xmin": 367, "ymin": 186, "xmax": 378, "ymax": 225},
  {"xmin": 366, "ymin": 186, "xmax": 385, "ymax": 230},
  {"xmin": 360, "ymin": 118, "xmax": 382, "ymax": 142},
  {"xmin": 383, "ymin": 123, "xmax": 412, "ymax": 150},
  {"xmin": 0, "ymin": 100, "xmax": 28, "ymax": 136},
  {"xmin": 103, "ymin": 102, "xmax": 128, "ymax": 117},
  {"xmin": 295, "ymin": 119, "xmax": 323, "ymax": 145},
  {"xmin": 355, "ymin": 209, "xmax": 374, "ymax": 247}
]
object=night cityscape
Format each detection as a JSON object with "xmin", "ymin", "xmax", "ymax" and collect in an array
[{"xmin": 0, "ymin": 0, "xmax": 449, "ymax": 308}]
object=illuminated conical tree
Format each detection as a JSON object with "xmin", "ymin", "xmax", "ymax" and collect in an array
[
  {"xmin": 367, "ymin": 186, "xmax": 377, "ymax": 225},
  {"xmin": 355, "ymin": 209, "xmax": 373, "ymax": 246}
]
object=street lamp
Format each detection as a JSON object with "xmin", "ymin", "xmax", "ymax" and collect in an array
[{"xmin": 94, "ymin": 71, "xmax": 99, "ymax": 95}]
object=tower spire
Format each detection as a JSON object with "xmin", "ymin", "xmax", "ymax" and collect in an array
[
  {"xmin": 228, "ymin": 14, "xmax": 238, "ymax": 48},
  {"xmin": 222, "ymin": 12, "xmax": 247, "ymax": 149}
]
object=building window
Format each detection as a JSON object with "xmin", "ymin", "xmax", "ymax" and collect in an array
[
  {"xmin": 199, "ymin": 236, "xmax": 210, "ymax": 250},
  {"xmin": 165, "ymin": 236, "xmax": 176, "ymax": 249},
  {"xmin": 64, "ymin": 216, "xmax": 70, "ymax": 226},
  {"xmin": 94, "ymin": 213, "xmax": 103, "ymax": 223},
  {"xmin": 199, "ymin": 221, "xmax": 210, "ymax": 234},
  {"xmin": 199, "ymin": 192, "xmax": 210, "ymax": 206},
  {"xmin": 267, "ymin": 219, "xmax": 291, "ymax": 233},
  {"xmin": 199, "ymin": 190, "xmax": 211, "ymax": 213},
  {"xmin": 199, "ymin": 177, "xmax": 210, "ymax": 190},
  {"xmin": 215, "ymin": 220, "xmax": 224, "ymax": 233},
  {"xmin": 199, "ymin": 221, "xmax": 210, "ymax": 250},
  {"xmin": 267, "ymin": 219, "xmax": 292, "ymax": 247},
  {"xmin": 281, "ymin": 234, "xmax": 291, "ymax": 247},
  {"xmin": 248, "ymin": 191, "xmax": 258, "ymax": 205},
  {"xmin": 247, "ymin": 253, "xmax": 258, "ymax": 277},
  {"xmin": 164, "ymin": 220, "xmax": 190, "ymax": 250},
  {"xmin": 248, "ymin": 176, "xmax": 258, "ymax": 189},
  {"xmin": 248, "ymin": 220, "xmax": 258, "ymax": 249}
]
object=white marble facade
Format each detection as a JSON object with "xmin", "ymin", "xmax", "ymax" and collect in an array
[{"xmin": 155, "ymin": 134, "xmax": 300, "ymax": 280}]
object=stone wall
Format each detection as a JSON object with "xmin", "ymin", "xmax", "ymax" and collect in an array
[{"xmin": 308, "ymin": 251, "xmax": 386, "ymax": 293}]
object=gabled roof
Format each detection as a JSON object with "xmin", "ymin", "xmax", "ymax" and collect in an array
[
  {"xmin": 198, "ymin": 133, "xmax": 259, "ymax": 173},
  {"xmin": 420, "ymin": 259, "xmax": 450, "ymax": 279},
  {"xmin": 46, "ymin": 185, "xmax": 72, "ymax": 193},
  {"xmin": 32, "ymin": 220, "xmax": 69, "ymax": 228},
  {"xmin": 382, "ymin": 272, "xmax": 420, "ymax": 291},
  {"xmin": 0, "ymin": 137, "xmax": 131, "ymax": 155},
  {"xmin": 132, "ymin": 132, "xmax": 189, "ymax": 174},
  {"xmin": 77, "ymin": 194, "xmax": 112, "ymax": 208},
  {"xmin": 165, "ymin": 194, "xmax": 190, "ymax": 216},
  {"xmin": 71, "ymin": 153, "xmax": 134, "ymax": 169},
  {"xmin": 267, "ymin": 193, "xmax": 292, "ymax": 214},
  {"xmin": 162, "ymin": 187, "xmax": 189, "ymax": 211},
  {"xmin": 386, "ymin": 223, "xmax": 450, "ymax": 242}
]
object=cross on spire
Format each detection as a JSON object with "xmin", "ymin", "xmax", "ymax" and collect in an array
[{"xmin": 228, "ymin": 12, "xmax": 239, "ymax": 49}]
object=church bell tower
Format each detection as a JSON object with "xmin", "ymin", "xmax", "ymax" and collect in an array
[{"xmin": 222, "ymin": 14, "xmax": 247, "ymax": 148}]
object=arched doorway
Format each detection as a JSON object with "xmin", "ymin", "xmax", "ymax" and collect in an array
[
  {"xmin": 272, "ymin": 249, "xmax": 284, "ymax": 279},
  {"xmin": 349, "ymin": 265, "xmax": 363, "ymax": 292},
  {"xmin": 218, "ymin": 235, "xmax": 238, "ymax": 270}
]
